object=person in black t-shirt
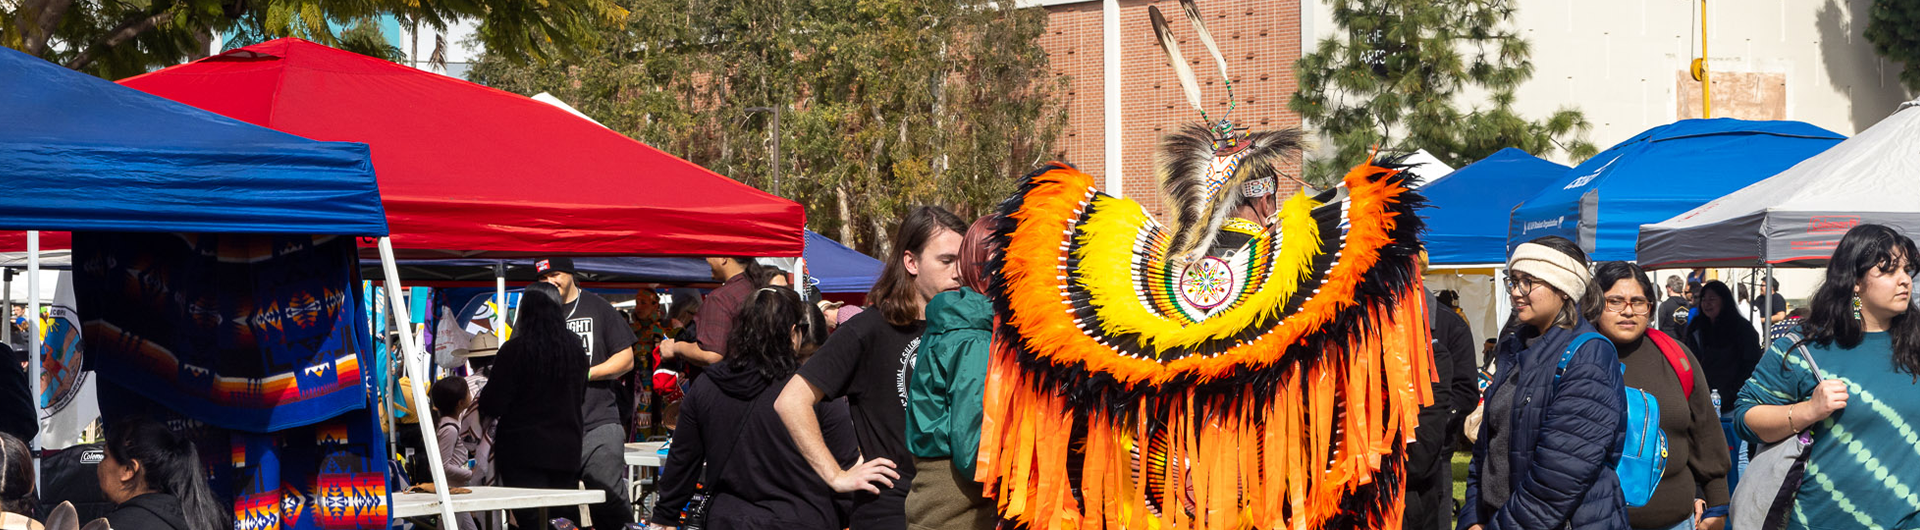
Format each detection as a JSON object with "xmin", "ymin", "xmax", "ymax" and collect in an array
[
  {"xmin": 535, "ymin": 257, "xmax": 640, "ymax": 528},
  {"xmin": 1655, "ymin": 274, "xmax": 1689, "ymax": 338},
  {"xmin": 774, "ymin": 206, "xmax": 969, "ymax": 530}
]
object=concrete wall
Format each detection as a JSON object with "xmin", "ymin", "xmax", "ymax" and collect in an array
[{"xmin": 1302, "ymin": 0, "xmax": 1915, "ymax": 163}]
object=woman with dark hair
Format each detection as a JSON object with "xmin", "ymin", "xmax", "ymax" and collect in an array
[
  {"xmin": 650, "ymin": 286, "xmax": 860, "ymax": 530},
  {"xmin": 904, "ymin": 215, "xmax": 1000, "ymax": 530},
  {"xmin": 430, "ymin": 377, "xmax": 481, "ymax": 530},
  {"xmin": 1684, "ymin": 280, "xmax": 1763, "ymax": 413},
  {"xmin": 0, "ymin": 432, "xmax": 37, "ymax": 529},
  {"xmin": 1733, "ymin": 223, "xmax": 1920, "ymax": 529},
  {"xmin": 478, "ymin": 281, "xmax": 588, "ymax": 528},
  {"xmin": 97, "ymin": 418, "xmax": 226, "ymax": 530},
  {"xmin": 1460, "ymin": 235, "xmax": 1629, "ymax": 530},
  {"xmin": 1586, "ymin": 262, "xmax": 1730, "ymax": 530}
]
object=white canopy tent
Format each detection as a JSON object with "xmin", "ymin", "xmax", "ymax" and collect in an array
[
  {"xmin": 1638, "ymin": 98, "xmax": 1920, "ymax": 347},
  {"xmin": 1638, "ymin": 98, "xmax": 1920, "ymax": 270}
]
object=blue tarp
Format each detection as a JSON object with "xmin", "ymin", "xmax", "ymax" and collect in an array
[
  {"xmin": 805, "ymin": 230, "xmax": 882, "ymax": 294},
  {"xmin": 0, "ymin": 47, "xmax": 385, "ymax": 236},
  {"xmin": 1422, "ymin": 148, "xmax": 1570, "ymax": 265},
  {"xmin": 1507, "ymin": 119, "xmax": 1843, "ymax": 261},
  {"xmin": 363, "ymin": 231, "xmax": 880, "ymax": 292}
]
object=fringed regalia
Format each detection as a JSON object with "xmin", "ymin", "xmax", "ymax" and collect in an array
[{"xmin": 972, "ymin": 3, "xmax": 1431, "ymax": 529}]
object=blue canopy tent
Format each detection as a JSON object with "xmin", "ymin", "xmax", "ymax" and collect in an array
[
  {"xmin": 1423, "ymin": 148, "xmax": 1571, "ymax": 266},
  {"xmin": 803, "ymin": 230, "xmax": 883, "ymax": 294},
  {"xmin": 1418, "ymin": 148, "xmax": 1570, "ymax": 347},
  {"xmin": 0, "ymin": 46, "xmax": 459, "ymax": 527},
  {"xmin": 1507, "ymin": 119, "xmax": 1844, "ymax": 261},
  {"xmin": 368, "ymin": 230, "xmax": 879, "ymax": 292}
]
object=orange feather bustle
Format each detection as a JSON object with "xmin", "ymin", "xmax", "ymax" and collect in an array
[{"xmin": 980, "ymin": 159, "xmax": 1431, "ymax": 530}]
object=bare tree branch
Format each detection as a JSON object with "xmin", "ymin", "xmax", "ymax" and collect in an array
[
  {"xmin": 64, "ymin": 8, "xmax": 173, "ymax": 70},
  {"xmin": 18, "ymin": 0, "xmax": 76, "ymax": 57}
]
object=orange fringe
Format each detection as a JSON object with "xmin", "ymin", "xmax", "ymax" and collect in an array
[{"xmin": 980, "ymin": 161, "xmax": 1433, "ymax": 529}]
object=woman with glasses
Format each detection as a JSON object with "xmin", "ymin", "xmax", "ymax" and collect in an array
[
  {"xmin": 1589, "ymin": 261, "xmax": 1731, "ymax": 530},
  {"xmin": 1460, "ymin": 235, "xmax": 1630, "ymax": 530},
  {"xmin": 1733, "ymin": 224, "xmax": 1920, "ymax": 530},
  {"xmin": 650, "ymin": 286, "xmax": 861, "ymax": 530}
]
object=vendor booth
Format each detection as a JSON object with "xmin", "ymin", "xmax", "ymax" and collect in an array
[
  {"xmin": 119, "ymin": 38, "xmax": 810, "ymax": 526},
  {"xmin": 1420, "ymin": 148, "xmax": 1571, "ymax": 346},
  {"xmin": 0, "ymin": 45, "xmax": 395, "ymax": 528},
  {"xmin": 1508, "ymin": 119, "xmax": 1845, "ymax": 261}
]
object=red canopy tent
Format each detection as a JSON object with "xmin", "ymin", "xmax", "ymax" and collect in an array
[{"xmin": 115, "ymin": 38, "xmax": 803, "ymax": 259}]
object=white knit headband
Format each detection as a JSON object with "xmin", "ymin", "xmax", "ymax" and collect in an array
[{"xmin": 1508, "ymin": 242, "xmax": 1591, "ymax": 298}]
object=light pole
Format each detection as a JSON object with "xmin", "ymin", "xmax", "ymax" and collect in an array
[{"xmin": 746, "ymin": 106, "xmax": 783, "ymax": 195}]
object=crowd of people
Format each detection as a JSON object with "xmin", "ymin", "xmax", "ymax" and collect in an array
[
  {"xmin": 388, "ymin": 211, "xmax": 1920, "ymax": 530},
  {"xmin": 1451, "ymin": 224, "xmax": 1920, "ymax": 530}
]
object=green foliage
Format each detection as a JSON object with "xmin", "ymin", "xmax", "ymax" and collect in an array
[
  {"xmin": 1865, "ymin": 0, "xmax": 1920, "ymax": 92},
  {"xmin": 1289, "ymin": 0, "xmax": 1596, "ymax": 185},
  {"xmin": 2, "ymin": 0, "xmax": 624, "ymax": 78},
  {"xmin": 469, "ymin": 0, "xmax": 1064, "ymax": 253}
]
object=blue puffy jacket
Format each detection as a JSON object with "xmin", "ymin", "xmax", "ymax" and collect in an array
[{"xmin": 1459, "ymin": 319, "xmax": 1630, "ymax": 530}]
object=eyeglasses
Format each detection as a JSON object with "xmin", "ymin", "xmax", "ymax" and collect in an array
[
  {"xmin": 1604, "ymin": 297, "xmax": 1651, "ymax": 315},
  {"xmin": 1503, "ymin": 274, "xmax": 1538, "ymax": 294}
]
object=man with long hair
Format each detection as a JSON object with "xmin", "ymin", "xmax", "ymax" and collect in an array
[
  {"xmin": 775, "ymin": 206, "xmax": 968, "ymax": 530},
  {"xmin": 535, "ymin": 258, "xmax": 640, "ymax": 529}
]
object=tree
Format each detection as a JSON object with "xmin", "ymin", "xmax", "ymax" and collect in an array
[
  {"xmin": 2, "ymin": 0, "xmax": 625, "ymax": 79},
  {"xmin": 1288, "ymin": 0, "xmax": 1596, "ymax": 185},
  {"xmin": 1865, "ymin": 0, "xmax": 1920, "ymax": 92},
  {"xmin": 469, "ymin": 0, "xmax": 1063, "ymax": 254}
]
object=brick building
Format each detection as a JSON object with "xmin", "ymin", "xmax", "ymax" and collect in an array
[{"xmin": 1035, "ymin": 0, "xmax": 1304, "ymax": 220}]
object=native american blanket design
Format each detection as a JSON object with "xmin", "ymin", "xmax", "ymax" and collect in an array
[{"xmin": 77, "ymin": 233, "xmax": 370, "ymax": 432}]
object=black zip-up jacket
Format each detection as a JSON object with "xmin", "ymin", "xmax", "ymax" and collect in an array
[
  {"xmin": 654, "ymin": 362, "xmax": 859, "ymax": 529},
  {"xmin": 103, "ymin": 493, "xmax": 189, "ymax": 530}
]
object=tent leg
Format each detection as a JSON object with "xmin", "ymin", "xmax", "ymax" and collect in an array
[
  {"xmin": 25, "ymin": 232, "xmax": 41, "ymax": 496},
  {"xmin": 379, "ymin": 237, "xmax": 458, "ymax": 526},
  {"xmin": 2, "ymin": 266, "xmax": 11, "ymax": 346},
  {"xmin": 495, "ymin": 262, "xmax": 507, "ymax": 335},
  {"xmin": 1763, "ymin": 264, "xmax": 1775, "ymax": 349}
]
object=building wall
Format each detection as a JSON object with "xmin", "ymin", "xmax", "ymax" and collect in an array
[
  {"xmin": 1300, "ymin": 0, "xmax": 1915, "ymax": 163},
  {"xmin": 1038, "ymin": 0, "xmax": 1304, "ymax": 220}
]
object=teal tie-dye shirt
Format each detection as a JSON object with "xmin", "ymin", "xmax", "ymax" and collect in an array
[{"xmin": 1734, "ymin": 331, "xmax": 1920, "ymax": 530}]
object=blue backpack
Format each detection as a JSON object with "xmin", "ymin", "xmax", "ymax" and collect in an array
[{"xmin": 1555, "ymin": 332, "xmax": 1678, "ymax": 508}]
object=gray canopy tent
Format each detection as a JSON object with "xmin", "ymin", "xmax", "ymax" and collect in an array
[{"xmin": 1638, "ymin": 98, "xmax": 1920, "ymax": 341}]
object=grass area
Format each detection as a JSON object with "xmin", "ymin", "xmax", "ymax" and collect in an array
[{"xmin": 1452, "ymin": 452, "xmax": 1471, "ymax": 507}]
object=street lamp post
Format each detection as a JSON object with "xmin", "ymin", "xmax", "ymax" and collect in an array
[{"xmin": 746, "ymin": 106, "xmax": 783, "ymax": 195}]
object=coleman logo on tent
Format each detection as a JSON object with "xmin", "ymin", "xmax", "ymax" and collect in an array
[
  {"xmin": 81, "ymin": 449, "xmax": 104, "ymax": 465},
  {"xmin": 536, "ymin": 259, "xmax": 552, "ymax": 273}
]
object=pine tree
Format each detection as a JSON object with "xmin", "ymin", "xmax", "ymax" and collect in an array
[
  {"xmin": 1865, "ymin": 0, "xmax": 1920, "ymax": 91},
  {"xmin": 1289, "ymin": 0, "xmax": 1596, "ymax": 185}
]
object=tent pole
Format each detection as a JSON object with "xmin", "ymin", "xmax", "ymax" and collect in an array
[
  {"xmin": 26, "ymin": 233, "xmax": 42, "ymax": 496},
  {"xmin": 379, "ymin": 237, "xmax": 457, "ymax": 525},
  {"xmin": 1763, "ymin": 264, "xmax": 1775, "ymax": 349},
  {"xmin": 495, "ymin": 262, "xmax": 507, "ymax": 335},
  {"xmin": 3, "ymin": 267, "xmax": 12, "ymax": 346}
]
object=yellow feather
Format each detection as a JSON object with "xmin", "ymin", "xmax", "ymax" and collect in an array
[{"xmin": 1072, "ymin": 192, "xmax": 1324, "ymax": 354}]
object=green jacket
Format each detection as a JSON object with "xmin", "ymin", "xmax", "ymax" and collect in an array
[{"xmin": 906, "ymin": 287, "xmax": 993, "ymax": 478}]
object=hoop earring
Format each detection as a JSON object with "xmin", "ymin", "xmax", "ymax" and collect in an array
[{"xmin": 1853, "ymin": 293, "xmax": 1863, "ymax": 321}]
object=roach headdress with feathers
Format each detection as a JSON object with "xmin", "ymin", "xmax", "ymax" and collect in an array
[{"xmin": 974, "ymin": 2, "xmax": 1431, "ymax": 529}]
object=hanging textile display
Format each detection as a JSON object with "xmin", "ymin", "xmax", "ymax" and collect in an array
[
  {"xmin": 38, "ymin": 270, "xmax": 100, "ymax": 450},
  {"xmin": 974, "ymin": 2, "xmax": 1431, "ymax": 529},
  {"xmin": 76, "ymin": 232, "xmax": 371, "ymax": 433}
]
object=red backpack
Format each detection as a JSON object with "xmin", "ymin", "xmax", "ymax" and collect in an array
[{"xmin": 1645, "ymin": 329, "xmax": 1694, "ymax": 397}]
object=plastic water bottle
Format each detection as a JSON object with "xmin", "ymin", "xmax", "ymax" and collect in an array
[{"xmin": 1711, "ymin": 389, "xmax": 1722, "ymax": 410}]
